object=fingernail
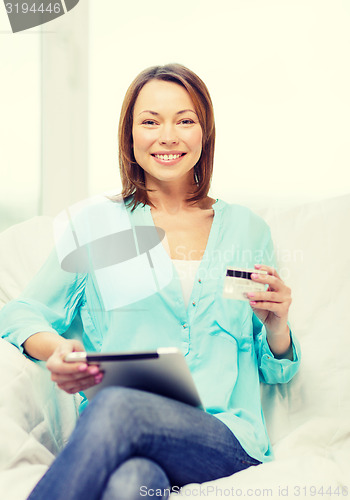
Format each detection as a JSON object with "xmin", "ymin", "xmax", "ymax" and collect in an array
[
  {"xmin": 95, "ymin": 374, "xmax": 103, "ymax": 384},
  {"xmin": 78, "ymin": 364, "xmax": 87, "ymax": 372},
  {"xmin": 247, "ymin": 293, "xmax": 255, "ymax": 298},
  {"xmin": 250, "ymin": 301, "xmax": 257, "ymax": 306},
  {"xmin": 255, "ymin": 264, "xmax": 261, "ymax": 269},
  {"xmin": 89, "ymin": 366, "xmax": 99, "ymax": 375},
  {"xmin": 251, "ymin": 273, "xmax": 259, "ymax": 279}
]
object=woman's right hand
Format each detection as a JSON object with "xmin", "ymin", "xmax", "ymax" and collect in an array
[{"xmin": 46, "ymin": 339, "xmax": 104, "ymax": 394}]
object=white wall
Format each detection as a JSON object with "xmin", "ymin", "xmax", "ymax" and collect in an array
[
  {"xmin": 88, "ymin": 0, "xmax": 350, "ymax": 207},
  {"xmin": 0, "ymin": 8, "xmax": 40, "ymax": 231}
]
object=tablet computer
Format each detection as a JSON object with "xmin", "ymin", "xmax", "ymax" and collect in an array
[{"xmin": 65, "ymin": 347, "xmax": 203, "ymax": 409}]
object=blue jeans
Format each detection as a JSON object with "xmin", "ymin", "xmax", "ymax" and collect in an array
[{"xmin": 28, "ymin": 387, "xmax": 261, "ymax": 500}]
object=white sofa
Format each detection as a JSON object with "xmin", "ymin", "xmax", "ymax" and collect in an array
[{"xmin": 0, "ymin": 195, "xmax": 349, "ymax": 499}]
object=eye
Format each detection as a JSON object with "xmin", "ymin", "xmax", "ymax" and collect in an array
[
  {"xmin": 179, "ymin": 119, "xmax": 195, "ymax": 125},
  {"xmin": 142, "ymin": 120, "xmax": 158, "ymax": 126}
]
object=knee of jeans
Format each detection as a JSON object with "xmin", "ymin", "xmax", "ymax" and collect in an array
[
  {"xmin": 122, "ymin": 457, "xmax": 168, "ymax": 482},
  {"xmin": 108, "ymin": 457, "xmax": 170, "ymax": 494}
]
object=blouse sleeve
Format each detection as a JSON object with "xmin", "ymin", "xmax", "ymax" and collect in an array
[
  {"xmin": 252, "ymin": 223, "xmax": 301, "ymax": 384},
  {"xmin": 0, "ymin": 246, "xmax": 87, "ymax": 353}
]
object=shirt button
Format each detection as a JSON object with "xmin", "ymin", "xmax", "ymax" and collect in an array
[
  {"xmin": 182, "ymin": 323, "xmax": 188, "ymax": 328},
  {"xmin": 198, "ymin": 279, "xmax": 202, "ymax": 284},
  {"xmin": 192, "ymin": 301, "xmax": 196, "ymax": 307}
]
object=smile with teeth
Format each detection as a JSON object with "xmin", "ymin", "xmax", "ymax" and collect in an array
[{"xmin": 153, "ymin": 153, "xmax": 184, "ymax": 161}]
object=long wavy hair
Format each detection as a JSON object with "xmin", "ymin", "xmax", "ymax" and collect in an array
[{"xmin": 117, "ymin": 63, "xmax": 216, "ymax": 211}]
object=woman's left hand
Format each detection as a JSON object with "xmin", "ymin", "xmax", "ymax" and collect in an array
[{"xmin": 247, "ymin": 264, "xmax": 292, "ymax": 336}]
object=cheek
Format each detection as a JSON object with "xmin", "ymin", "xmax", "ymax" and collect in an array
[
  {"xmin": 186, "ymin": 128, "xmax": 203, "ymax": 152},
  {"xmin": 132, "ymin": 128, "xmax": 154, "ymax": 154}
]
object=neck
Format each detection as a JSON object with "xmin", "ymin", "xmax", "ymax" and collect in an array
[{"xmin": 146, "ymin": 175, "xmax": 199, "ymax": 214}]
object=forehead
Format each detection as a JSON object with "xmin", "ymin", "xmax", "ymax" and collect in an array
[{"xmin": 133, "ymin": 80, "xmax": 195, "ymax": 114}]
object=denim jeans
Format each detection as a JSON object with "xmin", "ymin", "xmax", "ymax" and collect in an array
[{"xmin": 27, "ymin": 387, "xmax": 261, "ymax": 500}]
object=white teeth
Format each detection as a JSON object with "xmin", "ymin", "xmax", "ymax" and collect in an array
[{"xmin": 154, "ymin": 154, "xmax": 182, "ymax": 161}]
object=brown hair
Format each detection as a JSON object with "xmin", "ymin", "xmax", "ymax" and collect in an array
[{"xmin": 117, "ymin": 63, "xmax": 216, "ymax": 211}]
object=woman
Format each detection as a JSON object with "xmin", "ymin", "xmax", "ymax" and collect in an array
[{"xmin": 0, "ymin": 64, "xmax": 300, "ymax": 499}]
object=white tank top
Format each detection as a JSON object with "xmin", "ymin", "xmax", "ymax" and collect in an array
[{"xmin": 172, "ymin": 259, "xmax": 201, "ymax": 308}]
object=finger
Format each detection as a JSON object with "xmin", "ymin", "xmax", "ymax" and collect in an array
[
  {"xmin": 51, "ymin": 366, "xmax": 102, "ymax": 384},
  {"xmin": 56, "ymin": 374, "xmax": 96, "ymax": 389},
  {"xmin": 58, "ymin": 373, "xmax": 104, "ymax": 394},
  {"xmin": 47, "ymin": 356, "xmax": 88, "ymax": 375},
  {"xmin": 47, "ymin": 341, "xmax": 88, "ymax": 375},
  {"xmin": 47, "ymin": 346, "xmax": 86, "ymax": 374},
  {"xmin": 251, "ymin": 272, "xmax": 284, "ymax": 291},
  {"xmin": 246, "ymin": 291, "xmax": 283, "ymax": 303},
  {"xmin": 250, "ymin": 301, "xmax": 290, "ymax": 318},
  {"xmin": 57, "ymin": 372, "xmax": 103, "ymax": 391},
  {"xmin": 249, "ymin": 301, "xmax": 280, "ymax": 313},
  {"xmin": 254, "ymin": 264, "xmax": 282, "ymax": 281}
]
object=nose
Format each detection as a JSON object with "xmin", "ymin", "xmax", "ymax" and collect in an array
[{"xmin": 158, "ymin": 124, "xmax": 179, "ymax": 145}]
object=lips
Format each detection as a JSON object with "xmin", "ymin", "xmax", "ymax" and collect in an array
[
  {"xmin": 151, "ymin": 152, "xmax": 187, "ymax": 165},
  {"xmin": 151, "ymin": 152, "xmax": 186, "ymax": 160},
  {"xmin": 151, "ymin": 151, "xmax": 186, "ymax": 156}
]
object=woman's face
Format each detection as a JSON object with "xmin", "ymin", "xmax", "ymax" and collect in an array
[{"xmin": 132, "ymin": 79, "xmax": 203, "ymax": 187}]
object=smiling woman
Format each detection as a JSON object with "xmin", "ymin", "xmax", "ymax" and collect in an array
[
  {"xmin": 132, "ymin": 80, "xmax": 203, "ymax": 193},
  {"xmin": 0, "ymin": 63, "xmax": 300, "ymax": 500},
  {"xmin": 118, "ymin": 64, "xmax": 215, "ymax": 210}
]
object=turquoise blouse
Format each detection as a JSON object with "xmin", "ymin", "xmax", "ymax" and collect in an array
[{"xmin": 0, "ymin": 196, "xmax": 301, "ymax": 463}]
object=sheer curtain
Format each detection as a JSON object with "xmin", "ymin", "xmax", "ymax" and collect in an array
[{"xmin": 0, "ymin": 2, "xmax": 89, "ymax": 232}]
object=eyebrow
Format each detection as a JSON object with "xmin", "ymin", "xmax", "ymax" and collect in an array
[{"xmin": 138, "ymin": 109, "xmax": 197, "ymax": 117}]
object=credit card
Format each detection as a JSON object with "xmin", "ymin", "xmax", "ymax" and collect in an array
[{"xmin": 223, "ymin": 268, "xmax": 267, "ymax": 301}]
